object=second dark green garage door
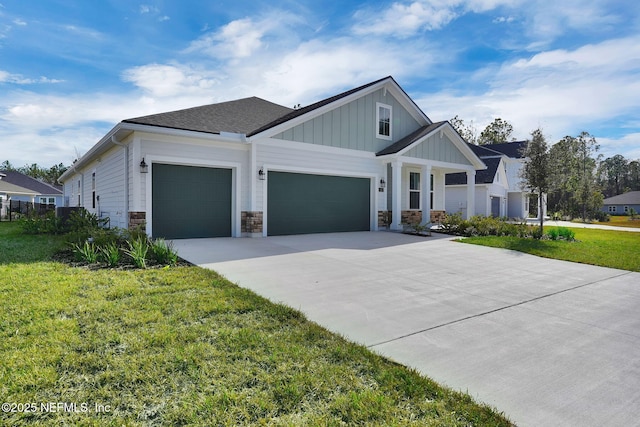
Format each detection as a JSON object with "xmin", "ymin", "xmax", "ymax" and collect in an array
[
  {"xmin": 267, "ymin": 171, "xmax": 370, "ymax": 236},
  {"xmin": 152, "ymin": 163, "xmax": 232, "ymax": 239}
]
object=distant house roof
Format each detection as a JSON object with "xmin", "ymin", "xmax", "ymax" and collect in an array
[
  {"xmin": 445, "ymin": 157, "xmax": 502, "ymax": 185},
  {"xmin": 375, "ymin": 122, "xmax": 447, "ymax": 156},
  {"xmin": 124, "ymin": 97, "xmax": 294, "ymax": 135},
  {"xmin": 0, "ymin": 180, "xmax": 39, "ymax": 196},
  {"xmin": 478, "ymin": 141, "xmax": 528, "ymax": 159},
  {"xmin": 602, "ymin": 191, "xmax": 640, "ymax": 205},
  {"xmin": 0, "ymin": 170, "xmax": 62, "ymax": 195}
]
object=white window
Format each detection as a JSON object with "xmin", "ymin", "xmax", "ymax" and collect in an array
[
  {"xmin": 376, "ymin": 102, "xmax": 392, "ymax": 140},
  {"xmin": 92, "ymin": 172, "xmax": 96, "ymax": 209},
  {"xmin": 409, "ymin": 172, "xmax": 420, "ymax": 210},
  {"xmin": 40, "ymin": 197, "xmax": 46, "ymax": 204},
  {"xmin": 77, "ymin": 180, "xmax": 81, "ymax": 207},
  {"xmin": 608, "ymin": 206, "xmax": 616, "ymax": 213},
  {"xmin": 624, "ymin": 206, "xmax": 629, "ymax": 214}
]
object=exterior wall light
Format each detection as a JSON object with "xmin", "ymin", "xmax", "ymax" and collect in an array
[
  {"xmin": 140, "ymin": 158, "xmax": 148, "ymax": 173},
  {"xmin": 258, "ymin": 167, "xmax": 266, "ymax": 180},
  {"xmin": 380, "ymin": 178, "xmax": 386, "ymax": 188}
]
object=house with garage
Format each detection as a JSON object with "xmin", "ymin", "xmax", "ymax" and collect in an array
[
  {"xmin": 601, "ymin": 191, "xmax": 640, "ymax": 215},
  {"xmin": 445, "ymin": 141, "xmax": 542, "ymax": 219},
  {"xmin": 58, "ymin": 76, "xmax": 486, "ymax": 238}
]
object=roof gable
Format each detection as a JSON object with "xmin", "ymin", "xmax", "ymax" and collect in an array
[
  {"xmin": 0, "ymin": 180, "xmax": 39, "ymax": 195},
  {"xmin": 0, "ymin": 170, "xmax": 62, "ymax": 195},
  {"xmin": 249, "ymin": 76, "xmax": 431, "ymax": 139},
  {"xmin": 124, "ymin": 97, "xmax": 293, "ymax": 135}
]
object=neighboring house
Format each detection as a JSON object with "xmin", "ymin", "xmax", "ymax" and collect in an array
[
  {"xmin": 445, "ymin": 141, "xmax": 544, "ymax": 219},
  {"xmin": 601, "ymin": 191, "xmax": 640, "ymax": 215},
  {"xmin": 0, "ymin": 170, "xmax": 63, "ymax": 207},
  {"xmin": 59, "ymin": 76, "xmax": 486, "ymax": 239},
  {"xmin": 0, "ymin": 175, "xmax": 39, "ymax": 219}
]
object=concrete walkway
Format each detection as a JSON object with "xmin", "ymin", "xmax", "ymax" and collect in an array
[{"xmin": 173, "ymin": 232, "xmax": 640, "ymax": 427}]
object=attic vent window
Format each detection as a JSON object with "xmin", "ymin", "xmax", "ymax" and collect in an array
[{"xmin": 376, "ymin": 102, "xmax": 392, "ymax": 140}]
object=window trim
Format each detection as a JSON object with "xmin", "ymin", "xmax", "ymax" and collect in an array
[
  {"xmin": 376, "ymin": 102, "xmax": 392, "ymax": 140},
  {"xmin": 608, "ymin": 206, "xmax": 616, "ymax": 213},
  {"xmin": 92, "ymin": 171, "xmax": 96, "ymax": 209}
]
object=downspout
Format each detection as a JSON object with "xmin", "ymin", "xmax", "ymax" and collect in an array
[{"xmin": 111, "ymin": 135, "xmax": 129, "ymax": 228}]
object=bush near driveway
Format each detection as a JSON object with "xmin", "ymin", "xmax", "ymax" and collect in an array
[{"xmin": 0, "ymin": 222, "xmax": 513, "ymax": 426}]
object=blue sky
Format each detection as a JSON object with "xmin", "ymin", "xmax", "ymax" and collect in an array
[{"xmin": 1, "ymin": 0, "xmax": 639, "ymax": 167}]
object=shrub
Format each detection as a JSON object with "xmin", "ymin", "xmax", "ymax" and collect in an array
[
  {"xmin": 151, "ymin": 238, "xmax": 178, "ymax": 266},
  {"xmin": 124, "ymin": 238, "xmax": 149, "ymax": 269},
  {"xmin": 546, "ymin": 228, "xmax": 559, "ymax": 240},
  {"xmin": 99, "ymin": 242, "xmax": 121, "ymax": 267},
  {"xmin": 72, "ymin": 241, "xmax": 99, "ymax": 263},
  {"xmin": 558, "ymin": 227, "xmax": 575, "ymax": 241}
]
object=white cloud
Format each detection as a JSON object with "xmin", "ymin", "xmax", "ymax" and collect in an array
[
  {"xmin": 0, "ymin": 70, "xmax": 63, "ymax": 84},
  {"xmin": 122, "ymin": 63, "xmax": 220, "ymax": 99},
  {"xmin": 419, "ymin": 35, "xmax": 640, "ymax": 158},
  {"xmin": 13, "ymin": 18, "xmax": 26, "ymax": 26},
  {"xmin": 352, "ymin": 0, "xmax": 462, "ymax": 37},
  {"xmin": 139, "ymin": 5, "xmax": 159, "ymax": 14}
]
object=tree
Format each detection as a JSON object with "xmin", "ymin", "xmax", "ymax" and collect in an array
[
  {"xmin": 598, "ymin": 154, "xmax": 628, "ymax": 197},
  {"xmin": 520, "ymin": 128, "xmax": 549, "ymax": 235},
  {"xmin": 450, "ymin": 115, "xmax": 479, "ymax": 145},
  {"xmin": 478, "ymin": 118, "xmax": 514, "ymax": 145},
  {"xmin": 0, "ymin": 161, "xmax": 68, "ymax": 185},
  {"xmin": 547, "ymin": 132, "xmax": 602, "ymax": 221}
]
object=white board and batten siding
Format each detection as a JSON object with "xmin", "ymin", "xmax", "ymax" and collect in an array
[
  {"xmin": 272, "ymin": 89, "xmax": 423, "ymax": 154},
  {"xmin": 404, "ymin": 131, "xmax": 473, "ymax": 165}
]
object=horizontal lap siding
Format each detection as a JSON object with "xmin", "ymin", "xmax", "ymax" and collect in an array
[
  {"xmin": 139, "ymin": 137, "xmax": 250, "ymax": 211},
  {"xmin": 96, "ymin": 146, "xmax": 126, "ymax": 228},
  {"xmin": 256, "ymin": 142, "xmax": 386, "ymax": 212}
]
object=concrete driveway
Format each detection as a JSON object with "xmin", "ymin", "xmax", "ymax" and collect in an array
[{"xmin": 172, "ymin": 231, "xmax": 640, "ymax": 427}]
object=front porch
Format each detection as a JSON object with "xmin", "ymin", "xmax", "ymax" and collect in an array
[{"xmin": 383, "ymin": 160, "xmax": 477, "ymax": 231}]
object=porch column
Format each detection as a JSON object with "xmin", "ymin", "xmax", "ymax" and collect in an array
[
  {"xmin": 421, "ymin": 164, "xmax": 431, "ymax": 224},
  {"xmin": 433, "ymin": 171, "xmax": 445, "ymax": 211},
  {"xmin": 390, "ymin": 160, "xmax": 402, "ymax": 231},
  {"xmin": 466, "ymin": 170, "xmax": 475, "ymax": 220}
]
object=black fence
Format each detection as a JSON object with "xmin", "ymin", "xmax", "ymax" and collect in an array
[{"xmin": 1, "ymin": 200, "xmax": 56, "ymax": 221}]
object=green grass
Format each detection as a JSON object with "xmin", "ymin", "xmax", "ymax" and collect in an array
[
  {"xmin": 590, "ymin": 215, "xmax": 640, "ymax": 229},
  {"xmin": 0, "ymin": 221, "xmax": 512, "ymax": 426},
  {"xmin": 462, "ymin": 226, "xmax": 640, "ymax": 272}
]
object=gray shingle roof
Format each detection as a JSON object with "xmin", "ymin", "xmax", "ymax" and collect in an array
[
  {"xmin": 123, "ymin": 97, "xmax": 294, "ymax": 135},
  {"xmin": 375, "ymin": 122, "xmax": 447, "ymax": 156},
  {"xmin": 0, "ymin": 180, "xmax": 39, "ymax": 195},
  {"xmin": 602, "ymin": 191, "xmax": 640, "ymax": 205},
  {"xmin": 480, "ymin": 141, "xmax": 528, "ymax": 158},
  {"xmin": 0, "ymin": 170, "xmax": 62, "ymax": 195},
  {"xmin": 445, "ymin": 157, "xmax": 502, "ymax": 185}
]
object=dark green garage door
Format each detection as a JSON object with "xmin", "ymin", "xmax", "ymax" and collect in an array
[
  {"xmin": 267, "ymin": 171, "xmax": 370, "ymax": 236},
  {"xmin": 152, "ymin": 164, "xmax": 232, "ymax": 239}
]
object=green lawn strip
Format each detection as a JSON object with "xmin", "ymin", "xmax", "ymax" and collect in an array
[
  {"xmin": 589, "ymin": 216, "xmax": 640, "ymax": 229},
  {"xmin": 0, "ymin": 223, "xmax": 512, "ymax": 426},
  {"xmin": 461, "ymin": 227, "xmax": 640, "ymax": 272},
  {"xmin": 0, "ymin": 221, "xmax": 67, "ymax": 264}
]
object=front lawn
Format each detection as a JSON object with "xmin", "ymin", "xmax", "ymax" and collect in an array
[
  {"xmin": 0, "ymin": 222, "xmax": 512, "ymax": 426},
  {"xmin": 590, "ymin": 215, "xmax": 640, "ymax": 229},
  {"xmin": 461, "ymin": 227, "xmax": 640, "ymax": 272}
]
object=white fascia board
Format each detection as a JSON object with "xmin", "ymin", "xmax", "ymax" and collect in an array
[
  {"xmin": 59, "ymin": 124, "xmax": 123, "ymax": 183},
  {"xmin": 60, "ymin": 123, "xmax": 249, "ymax": 183}
]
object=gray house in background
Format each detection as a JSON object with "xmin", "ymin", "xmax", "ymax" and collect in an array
[
  {"xmin": 602, "ymin": 191, "xmax": 640, "ymax": 215},
  {"xmin": 0, "ymin": 170, "xmax": 63, "ymax": 206}
]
